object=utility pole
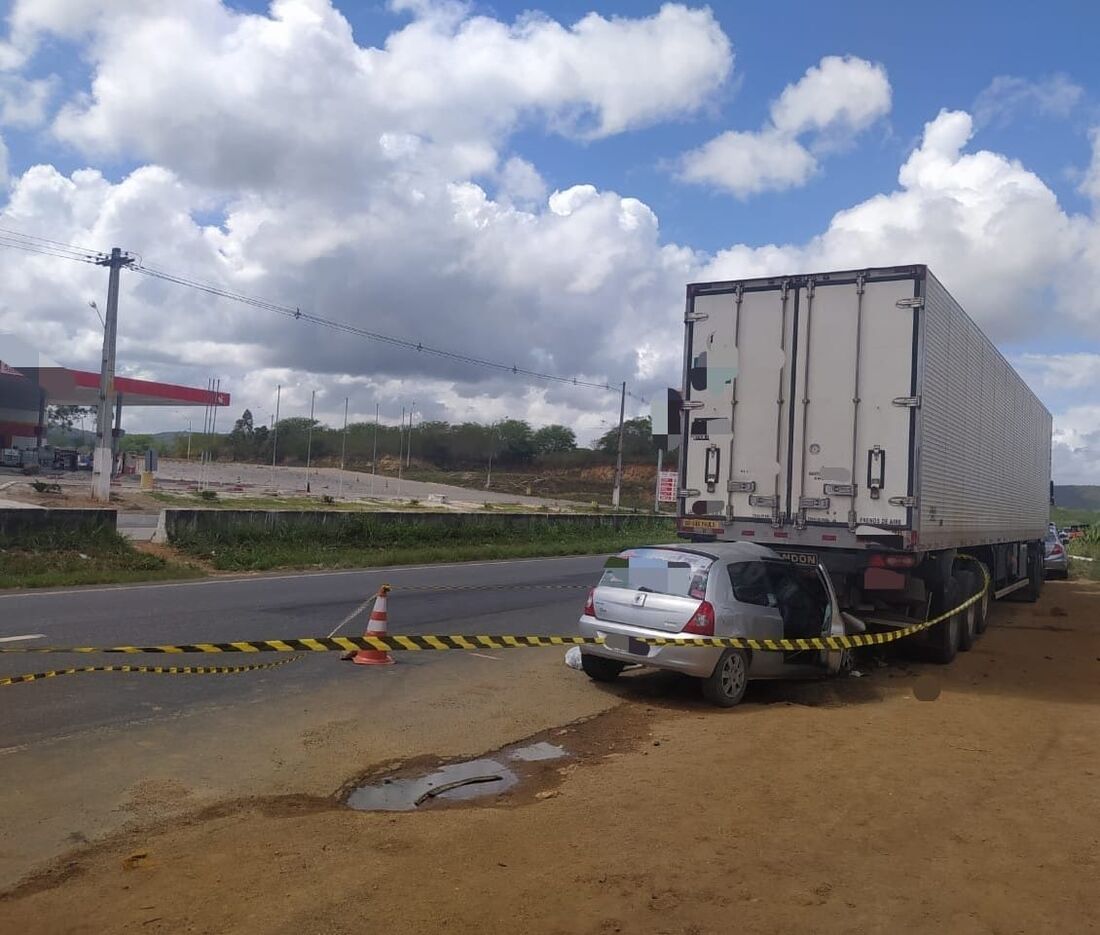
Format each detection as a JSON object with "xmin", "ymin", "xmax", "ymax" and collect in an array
[
  {"xmin": 371, "ymin": 401, "xmax": 378, "ymax": 497},
  {"xmin": 186, "ymin": 418, "xmax": 192, "ymax": 461},
  {"xmin": 611, "ymin": 381, "xmax": 626, "ymax": 509},
  {"xmin": 338, "ymin": 396, "xmax": 349, "ymax": 499},
  {"xmin": 91, "ymin": 248, "xmax": 133, "ymax": 502},
  {"xmin": 406, "ymin": 401, "xmax": 415, "ymax": 468},
  {"xmin": 653, "ymin": 447, "xmax": 663, "ymax": 513},
  {"xmin": 305, "ymin": 389, "xmax": 316, "ymax": 494},
  {"xmin": 397, "ymin": 406, "xmax": 405, "ymax": 496},
  {"xmin": 270, "ymin": 384, "xmax": 281, "ymax": 489}
]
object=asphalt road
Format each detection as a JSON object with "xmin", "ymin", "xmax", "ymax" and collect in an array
[{"xmin": 0, "ymin": 555, "xmax": 607, "ymax": 751}]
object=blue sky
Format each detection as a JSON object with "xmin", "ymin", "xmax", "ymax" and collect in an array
[{"xmin": 0, "ymin": 0, "xmax": 1097, "ymax": 478}]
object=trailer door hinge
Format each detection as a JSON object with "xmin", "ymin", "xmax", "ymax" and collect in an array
[
  {"xmin": 749, "ymin": 494, "xmax": 779, "ymax": 508},
  {"xmin": 685, "ymin": 312, "xmax": 710, "ymax": 322},
  {"xmin": 824, "ymin": 483, "xmax": 856, "ymax": 497},
  {"xmin": 892, "ymin": 395, "xmax": 921, "ymax": 408},
  {"xmin": 798, "ymin": 496, "xmax": 831, "ymax": 510},
  {"xmin": 889, "ymin": 496, "xmax": 918, "ymax": 508},
  {"xmin": 679, "ymin": 488, "xmax": 700, "ymax": 498},
  {"xmin": 681, "ymin": 400, "xmax": 705, "ymax": 410},
  {"xmin": 895, "ymin": 297, "xmax": 924, "ymax": 309},
  {"xmin": 727, "ymin": 480, "xmax": 756, "ymax": 493}
]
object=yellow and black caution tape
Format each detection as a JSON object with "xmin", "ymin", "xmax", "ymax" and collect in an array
[
  {"xmin": 0, "ymin": 558, "xmax": 991, "ymax": 661},
  {"xmin": 396, "ymin": 584, "xmax": 587, "ymax": 592},
  {"xmin": 0, "ymin": 635, "xmax": 603, "ymax": 655},
  {"xmin": 0, "ymin": 656, "xmax": 301, "ymax": 688}
]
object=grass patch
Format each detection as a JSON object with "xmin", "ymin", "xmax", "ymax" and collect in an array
[
  {"xmin": 0, "ymin": 525, "xmax": 203, "ymax": 590},
  {"xmin": 172, "ymin": 516, "xmax": 677, "ymax": 572},
  {"xmin": 1067, "ymin": 532, "xmax": 1100, "ymax": 582}
]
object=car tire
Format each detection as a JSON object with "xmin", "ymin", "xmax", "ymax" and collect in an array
[
  {"xmin": 928, "ymin": 577, "xmax": 961, "ymax": 664},
  {"xmin": 580, "ymin": 653, "xmax": 624, "ymax": 683},
  {"xmin": 700, "ymin": 649, "xmax": 749, "ymax": 708},
  {"xmin": 956, "ymin": 570, "xmax": 979, "ymax": 652}
]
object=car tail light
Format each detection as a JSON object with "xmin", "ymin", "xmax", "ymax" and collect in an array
[
  {"xmin": 583, "ymin": 587, "xmax": 598, "ymax": 619},
  {"xmin": 682, "ymin": 600, "xmax": 715, "ymax": 636},
  {"xmin": 868, "ymin": 553, "xmax": 917, "ymax": 569},
  {"xmin": 1051, "ymin": 543, "xmax": 1064, "ymax": 556}
]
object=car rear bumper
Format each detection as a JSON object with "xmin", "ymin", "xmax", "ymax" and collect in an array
[
  {"xmin": 577, "ymin": 615, "xmax": 723, "ymax": 678},
  {"xmin": 1044, "ymin": 555, "xmax": 1069, "ymax": 576}
]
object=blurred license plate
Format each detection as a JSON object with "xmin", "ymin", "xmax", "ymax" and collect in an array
[{"xmin": 605, "ymin": 634, "xmax": 648, "ymax": 655}]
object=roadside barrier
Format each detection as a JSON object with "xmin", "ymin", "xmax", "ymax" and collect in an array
[{"xmin": 0, "ymin": 558, "xmax": 991, "ymax": 684}]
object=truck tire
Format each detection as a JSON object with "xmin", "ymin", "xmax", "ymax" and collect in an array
[
  {"xmin": 700, "ymin": 650, "xmax": 749, "ymax": 707},
  {"xmin": 928, "ymin": 577, "xmax": 962, "ymax": 664},
  {"xmin": 580, "ymin": 653, "xmax": 624, "ymax": 683},
  {"xmin": 973, "ymin": 562, "xmax": 991, "ymax": 633},
  {"xmin": 955, "ymin": 570, "xmax": 979, "ymax": 652}
]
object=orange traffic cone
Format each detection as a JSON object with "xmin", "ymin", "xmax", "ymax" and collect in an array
[{"xmin": 352, "ymin": 584, "xmax": 396, "ymax": 666}]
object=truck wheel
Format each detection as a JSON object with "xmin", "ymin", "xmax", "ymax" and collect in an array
[
  {"xmin": 928, "ymin": 577, "xmax": 961, "ymax": 664},
  {"xmin": 973, "ymin": 563, "xmax": 991, "ymax": 633},
  {"xmin": 580, "ymin": 653, "xmax": 624, "ymax": 683},
  {"xmin": 701, "ymin": 650, "xmax": 749, "ymax": 707},
  {"xmin": 956, "ymin": 570, "xmax": 979, "ymax": 652}
]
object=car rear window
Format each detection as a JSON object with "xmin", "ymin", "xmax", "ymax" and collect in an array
[{"xmin": 598, "ymin": 549, "xmax": 713, "ymax": 600}]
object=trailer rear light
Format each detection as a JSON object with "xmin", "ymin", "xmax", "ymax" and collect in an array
[
  {"xmin": 773, "ymin": 531, "xmax": 789, "ymax": 538},
  {"xmin": 822, "ymin": 534, "xmax": 837, "ymax": 542},
  {"xmin": 682, "ymin": 600, "xmax": 715, "ymax": 636},
  {"xmin": 741, "ymin": 529, "xmax": 755, "ymax": 537},
  {"xmin": 583, "ymin": 587, "xmax": 598, "ymax": 619},
  {"xmin": 868, "ymin": 553, "xmax": 918, "ymax": 569}
]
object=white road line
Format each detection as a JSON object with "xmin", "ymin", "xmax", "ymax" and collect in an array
[
  {"xmin": 468, "ymin": 652, "xmax": 500, "ymax": 661},
  {"xmin": 0, "ymin": 554, "xmax": 607, "ymax": 600},
  {"xmin": 0, "ymin": 634, "xmax": 46, "ymax": 643}
]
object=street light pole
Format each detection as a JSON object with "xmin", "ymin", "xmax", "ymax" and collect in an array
[
  {"xmin": 270, "ymin": 384, "xmax": 281, "ymax": 489},
  {"xmin": 371, "ymin": 401, "xmax": 378, "ymax": 497},
  {"xmin": 611, "ymin": 381, "xmax": 626, "ymax": 508},
  {"xmin": 338, "ymin": 395, "xmax": 349, "ymax": 499},
  {"xmin": 305, "ymin": 389, "xmax": 316, "ymax": 494}
]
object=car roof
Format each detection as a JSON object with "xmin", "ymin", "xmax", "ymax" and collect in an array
[{"xmin": 628, "ymin": 541, "xmax": 780, "ymax": 562}]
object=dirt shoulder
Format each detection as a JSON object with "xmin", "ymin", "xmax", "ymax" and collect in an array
[{"xmin": 2, "ymin": 579, "xmax": 1099, "ymax": 933}]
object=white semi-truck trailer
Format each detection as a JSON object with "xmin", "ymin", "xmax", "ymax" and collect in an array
[{"xmin": 663, "ymin": 264, "xmax": 1052, "ymax": 662}]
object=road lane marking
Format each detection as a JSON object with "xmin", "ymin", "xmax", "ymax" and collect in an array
[
  {"xmin": 0, "ymin": 554, "xmax": 606, "ymax": 601},
  {"xmin": 468, "ymin": 652, "xmax": 500, "ymax": 661},
  {"xmin": 0, "ymin": 634, "xmax": 46, "ymax": 643}
]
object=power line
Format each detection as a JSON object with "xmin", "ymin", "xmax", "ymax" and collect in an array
[
  {"xmin": 0, "ymin": 227, "xmax": 646, "ymax": 402},
  {"xmin": 132, "ymin": 261, "xmax": 647, "ymax": 401}
]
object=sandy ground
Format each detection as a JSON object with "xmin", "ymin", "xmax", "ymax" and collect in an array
[
  {"xmin": 0, "ymin": 459, "xmax": 582, "ymax": 512},
  {"xmin": 2, "ymin": 578, "xmax": 1099, "ymax": 934}
]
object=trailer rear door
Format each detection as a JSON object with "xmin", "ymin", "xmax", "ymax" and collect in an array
[{"xmin": 682, "ymin": 270, "xmax": 920, "ymax": 530}]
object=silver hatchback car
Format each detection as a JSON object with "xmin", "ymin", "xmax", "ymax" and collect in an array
[{"xmin": 577, "ymin": 541, "xmax": 859, "ymax": 706}]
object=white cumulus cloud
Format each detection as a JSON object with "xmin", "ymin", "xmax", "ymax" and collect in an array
[{"xmin": 679, "ymin": 54, "xmax": 891, "ymax": 197}]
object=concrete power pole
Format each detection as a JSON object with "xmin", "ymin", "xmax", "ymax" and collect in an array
[
  {"xmin": 611, "ymin": 381, "xmax": 626, "ymax": 509},
  {"xmin": 91, "ymin": 248, "xmax": 133, "ymax": 502}
]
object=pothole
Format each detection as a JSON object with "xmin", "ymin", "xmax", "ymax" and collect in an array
[{"xmin": 346, "ymin": 740, "xmax": 569, "ymax": 811}]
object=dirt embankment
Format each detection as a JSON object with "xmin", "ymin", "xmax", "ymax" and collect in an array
[{"xmin": 2, "ymin": 579, "xmax": 1098, "ymax": 934}]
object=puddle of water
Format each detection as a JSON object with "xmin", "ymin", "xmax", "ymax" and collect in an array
[
  {"xmin": 508, "ymin": 741, "xmax": 567, "ymax": 762},
  {"xmin": 346, "ymin": 740, "xmax": 570, "ymax": 811},
  {"xmin": 346, "ymin": 758, "xmax": 518, "ymax": 811}
]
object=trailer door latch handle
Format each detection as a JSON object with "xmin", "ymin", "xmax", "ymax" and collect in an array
[
  {"xmin": 866, "ymin": 446, "xmax": 885, "ymax": 499},
  {"xmin": 704, "ymin": 445, "xmax": 721, "ymax": 492}
]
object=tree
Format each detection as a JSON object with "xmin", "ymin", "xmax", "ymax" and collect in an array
[
  {"xmin": 594, "ymin": 416, "xmax": 657, "ymax": 459},
  {"xmin": 533, "ymin": 424, "xmax": 576, "ymax": 454},
  {"xmin": 47, "ymin": 405, "xmax": 96, "ymax": 431},
  {"xmin": 494, "ymin": 419, "xmax": 536, "ymax": 464}
]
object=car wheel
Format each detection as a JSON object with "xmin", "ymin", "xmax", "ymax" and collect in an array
[
  {"xmin": 580, "ymin": 653, "xmax": 624, "ymax": 683},
  {"xmin": 956, "ymin": 570, "xmax": 979, "ymax": 652},
  {"xmin": 700, "ymin": 650, "xmax": 749, "ymax": 707}
]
